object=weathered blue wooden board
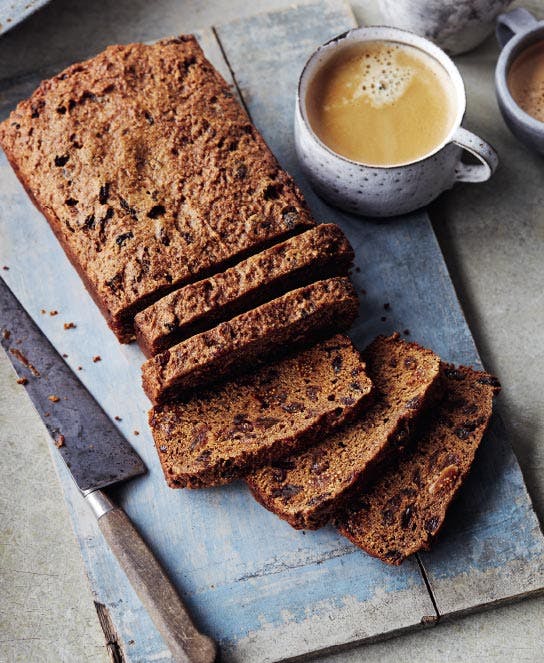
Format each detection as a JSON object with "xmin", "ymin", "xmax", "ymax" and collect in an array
[
  {"xmin": 0, "ymin": 2, "xmax": 543, "ymax": 662},
  {"xmin": 215, "ymin": 0, "xmax": 544, "ymax": 621}
]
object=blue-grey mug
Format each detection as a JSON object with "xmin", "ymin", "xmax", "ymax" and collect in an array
[{"xmin": 495, "ymin": 8, "xmax": 544, "ymax": 154}]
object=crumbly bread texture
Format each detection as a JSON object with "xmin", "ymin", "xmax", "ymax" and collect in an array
[
  {"xmin": 134, "ymin": 224, "xmax": 354, "ymax": 357},
  {"xmin": 0, "ymin": 36, "xmax": 314, "ymax": 341},
  {"xmin": 141, "ymin": 277, "xmax": 359, "ymax": 405},
  {"xmin": 149, "ymin": 335, "xmax": 372, "ymax": 488},
  {"xmin": 337, "ymin": 364, "xmax": 500, "ymax": 565},
  {"xmin": 247, "ymin": 334, "xmax": 442, "ymax": 530}
]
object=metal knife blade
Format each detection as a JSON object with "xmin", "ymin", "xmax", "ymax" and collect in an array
[
  {"xmin": 0, "ymin": 277, "xmax": 146, "ymax": 492},
  {"xmin": 0, "ymin": 276, "xmax": 217, "ymax": 662}
]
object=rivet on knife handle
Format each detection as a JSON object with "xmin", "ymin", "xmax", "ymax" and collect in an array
[{"xmin": 87, "ymin": 491, "xmax": 217, "ymax": 663}]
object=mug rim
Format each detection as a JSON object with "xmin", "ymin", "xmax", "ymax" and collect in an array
[
  {"xmin": 495, "ymin": 22, "xmax": 544, "ymax": 133},
  {"xmin": 297, "ymin": 25, "xmax": 467, "ymax": 170}
]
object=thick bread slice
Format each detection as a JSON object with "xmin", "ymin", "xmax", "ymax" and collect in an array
[
  {"xmin": 0, "ymin": 36, "xmax": 314, "ymax": 341},
  {"xmin": 150, "ymin": 335, "xmax": 372, "ymax": 488},
  {"xmin": 247, "ymin": 334, "xmax": 442, "ymax": 530},
  {"xmin": 141, "ymin": 277, "xmax": 358, "ymax": 405},
  {"xmin": 337, "ymin": 364, "xmax": 500, "ymax": 565},
  {"xmin": 134, "ymin": 224, "xmax": 354, "ymax": 357}
]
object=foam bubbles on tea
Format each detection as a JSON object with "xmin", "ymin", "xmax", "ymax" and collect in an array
[{"xmin": 306, "ymin": 41, "xmax": 457, "ymax": 166}]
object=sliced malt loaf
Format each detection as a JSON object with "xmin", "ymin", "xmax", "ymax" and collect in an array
[
  {"xmin": 0, "ymin": 37, "xmax": 314, "ymax": 341},
  {"xmin": 247, "ymin": 334, "xmax": 442, "ymax": 530},
  {"xmin": 134, "ymin": 223, "xmax": 354, "ymax": 357},
  {"xmin": 141, "ymin": 277, "xmax": 358, "ymax": 405},
  {"xmin": 150, "ymin": 335, "xmax": 372, "ymax": 488},
  {"xmin": 337, "ymin": 364, "xmax": 500, "ymax": 565}
]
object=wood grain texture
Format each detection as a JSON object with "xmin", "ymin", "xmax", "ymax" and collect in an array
[
  {"xmin": 98, "ymin": 506, "xmax": 217, "ymax": 663},
  {"xmin": 215, "ymin": 0, "xmax": 544, "ymax": 624},
  {"xmin": 0, "ymin": 2, "xmax": 543, "ymax": 662}
]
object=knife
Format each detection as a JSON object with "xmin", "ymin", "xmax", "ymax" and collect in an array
[{"xmin": 0, "ymin": 277, "xmax": 217, "ymax": 663}]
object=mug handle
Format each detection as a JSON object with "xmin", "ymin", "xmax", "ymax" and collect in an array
[
  {"xmin": 496, "ymin": 8, "xmax": 537, "ymax": 49},
  {"xmin": 452, "ymin": 127, "xmax": 499, "ymax": 183}
]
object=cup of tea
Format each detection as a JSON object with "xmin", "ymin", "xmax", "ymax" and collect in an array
[
  {"xmin": 294, "ymin": 26, "xmax": 499, "ymax": 217},
  {"xmin": 495, "ymin": 8, "xmax": 544, "ymax": 155}
]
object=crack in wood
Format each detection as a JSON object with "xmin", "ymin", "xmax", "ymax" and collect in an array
[{"xmin": 94, "ymin": 602, "xmax": 125, "ymax": 663}]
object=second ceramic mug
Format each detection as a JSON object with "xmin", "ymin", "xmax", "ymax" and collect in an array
[
  {"xmin": 495, "ymin": 8, "xmax": 544, "ymax": 155},
  {"xmin": 294, "ymin": 26, "xmax": 499, "ymax": 218}
]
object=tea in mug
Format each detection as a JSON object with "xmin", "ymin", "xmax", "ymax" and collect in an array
[
  {"xmin": 306, "ymin": 40, "xmax": 457, "ymax": 166},
  {"xmin": 508, "ymin": 40, "xmax": 544, "ymax": 123}
]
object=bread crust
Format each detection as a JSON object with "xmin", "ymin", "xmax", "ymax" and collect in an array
[
  {"xmin": 141, "ymin": 277, "xmax": 359, "ymax": 404},
  {"xmin": 134, "ymin": 224, "xmax": 354, "ymax": 356},
  {"xmin": 337, "ymin": 364, "xmax": 500, "ymax": 564},
  {"xmin": 149, "ymin": 335, "xmax": 372, "ymax": 488},
  {"xmin": 247, "ymin": 334, "xmax": 443, "ymax": 530},
  {"xmin": 0, "ymin": 36, "xmax": 314, "ymax": 341}
]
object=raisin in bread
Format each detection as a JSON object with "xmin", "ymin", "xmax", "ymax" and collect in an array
[
  {"xmin": 0, "ymin": 37, "xmax": 314, "ymax": 341},
  {"xmin": 337, "ymin": 364, "xmax": 500, "ymax": 564},
  {"xmin": 141, "ymin": 277, "xmax": 359, "ymax": 405},
  {"xmin": 150, "ymin": 335, "xmax": 372, "ymax": 488},
  {"xmin": 135, "ymin": 223, "xmax": 354, "ymax": 356},
  {"xmin": 247, "ymin": 334, "xmax": 442, "ymax": 529}
]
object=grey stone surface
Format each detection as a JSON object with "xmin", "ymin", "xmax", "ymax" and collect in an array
[{"xmin": 0, "ymin": 0, "xmax": 543, "ymax": 661}]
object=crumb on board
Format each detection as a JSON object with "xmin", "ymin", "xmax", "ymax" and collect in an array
[
  {"xmin": 2, "ymin": 329, "xmax": 10, "ymax": 340},
  {"xmin": 63, "ymin": 322, "xmax": 76, "ymax": 330},
  {"xmin": 92, "ymin": 355, "xmax": 101, "ymax": 363},
  {"xmin": 44, "ymin": 412, "xmax": 50, "ymax": 417},
  {"xmin": 114, "ymin": 416, "xmax": 122, "ymax": 421},
  {"xmin": 62, "ymin": 353, "xmax": 68, "ymax": 358},
  {"xmin": 9, "ymin": 347, "xmax": 40, "ymax": 377},
  {"xmin": 384, "ymin": 302, "xmax": 390, "ymax": 310},
  {"xmin": 2, "ymin": 266, "xmax": 9, "ymax": 270},
  {"xmin": 77, "ymin": 366, "xmax": 82, "ymax": 371},
  {"xmin": 49, "ymin": 310, "xmax": 58, "ymax": 316},
  {"xmin": 16, "ymin": 377, "xmax": 28, "ymax": 385},
  {"xmin": 48, "ymin": 394, "xmax": 60, "ymax": 403},
  {"xmin": 403, "ymin": 329, "xmax": 410, "ymax": 336},
  {"xmin": 41, "ymin": 309, "xmax": 46, "ymax": 314},
  {"xmin": 54, "ymin": 434, "xmax": 65, "ymax": 448},
  {"xmin": 134, "ymin": 430, "xmax": 140, "ymax": 436},
  {"xmin": 355, "ymin": 266, "xmax": 361, "ymax": 273},
  {"xmin": 381, "ymin": 316, "xmax": 387, "ymax": 322}
]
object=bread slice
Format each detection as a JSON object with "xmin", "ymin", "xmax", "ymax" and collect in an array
[
  {"xmin": 246, "ymin": 334, "xmax": 442, "ymax": 530},
  {"xmin": 337, "ymin": 364, "xmax": 500, "ymax": 565},
  {"xmin": 150, "ymin": 335, "xmax": 372, "ymax": 488},
  {"xmin": 141, "ymin": 277, "xmax": 358, "ymax": 405},
  {"xmin": 0, "ymin": 36, "xmax": 314, "ymax": 342},
  {"xmin": 134, "ymin": 223, "xmax": 354, "ymax": 357}
]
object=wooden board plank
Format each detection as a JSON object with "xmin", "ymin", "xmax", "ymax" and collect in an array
[
  {"xmin": 0, "ymin": 16, "xmax": 436, "ymax": 663},
  {"xmin": 215, "ymin": 0, "xmax": 544, "ymax": 623},
  {"xmin": 1, "ymin": 2, "xmax": 543, "ymax": 660}
]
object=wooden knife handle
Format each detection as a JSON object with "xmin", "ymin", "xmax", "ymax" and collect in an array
[{"xmin": 95, "ymin": 502, "xmax": 217, "ymax": 663}]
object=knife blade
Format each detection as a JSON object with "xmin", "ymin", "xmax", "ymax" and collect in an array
[{"xmin": 0, "ymin": 277, "xmax": 217, "ymax": 663}]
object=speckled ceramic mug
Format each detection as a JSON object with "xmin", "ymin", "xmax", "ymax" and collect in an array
[
  {"xmin": 495, "ymin": 8, "xmax": 544, "ymax": 155},
  {"xmin": 294, "ymin": 26, "xmax": 499, "ymax": 218}
]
